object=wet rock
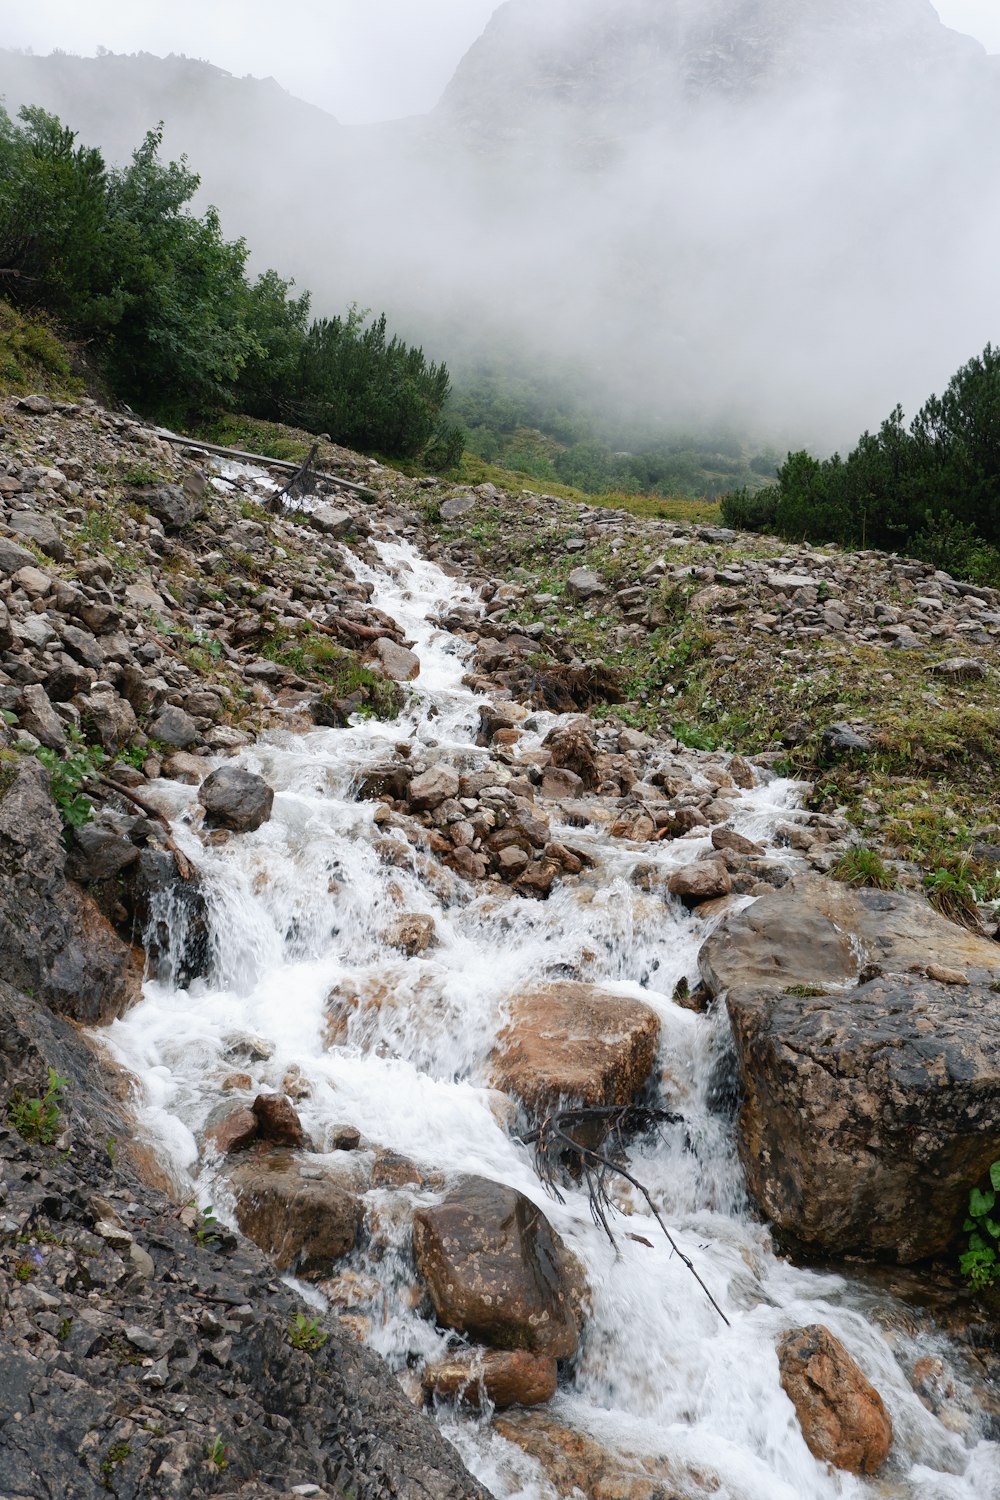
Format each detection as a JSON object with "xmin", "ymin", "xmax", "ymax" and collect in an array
[
  {"xmin": 422, "ymin": 1348, "xmax": 558, "ymax": 1410},
  {"xmin": 229, "ymin": 1153, "xmax": 362, "ymax": 1277},
  {"xmin": 711, "ymin": 827, "xmax": 765, "ymax": 857},
  {"xmin": 383, "ymin": 912, "xmax": 437, "ymax": 955},
  {"xmin": 0, "ymin": 758, "xmax": 140, "ymax": 1023},
  {"xmin": 494, "ymin": 1410, "xmax": 709, "ymax": 1500},
  {"xmin": 492, "ymin": 982, "xmax": 660, "ymax": 1131},
  {"xmin": 123, "ymin": 847, "xmax": 211, "ymax": 989},
  {"xmin": 702, "ymin": 875, "xmax": 1000, "ymax": 1258},
  {"xmin": 252, "ymin": 1092, "xmax": 308, "ymax": 1148},
  {"xmin": 356, "ymin": 762, "xmax": 413, "ymax": 801},
  {"xmin": 198, "ymin": 765, "xmax": 275, "ymax": 833},
  {"xmin": 66, "ymin": 823, "xmax": 141, "ymax": 884},
  {"xmin": 408, "ymin": 763, "xmax": 461, "ymax": 811},
  {"xmin": 162, "ymin": 750, "xmax": 206, "ymax": 783},
  {"xmin": 778, "ymin": 1325, "xmax": 893, "ymax": 1474},
  {"xmin": 412, "ymin": 1176, "xmax": 583, "ymax": 1358},
  {"xmin": 206, "ymin": 1107, "xmax": 259, "ymax": 1155},
  {"xmin": 370, "ymin": 636, "xmax": 420, "ymax": 681},
  {"xmin": 149, "ymin": 704, "xmax": 200, "ymax": 749},
  {"xmin": 540, "ymin": 766, "xmax": 585, "ymax": 800},
  {"xmin": 667, "ymin": 858, "xmax": 732, "ymax": 906}
]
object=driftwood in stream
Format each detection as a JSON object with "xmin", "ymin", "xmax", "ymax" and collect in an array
[
  {"xmin": 88, "ymin": 773, "xmax": 194, "ymax": 882},
  {"xmin": 156, "ymin": 430, "xmax": 378, "ymax": 499},
  {"xmin": 268, "ymin": 440, "xmax": 320, "ymax": 513},
  {"xmin": 522, "ymin": 1105, "xmax": 731, "ymax": 1327}
]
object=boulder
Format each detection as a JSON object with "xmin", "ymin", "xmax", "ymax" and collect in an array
[
  {"xmin": 8, "ymin": 510, "xmax": 66, "ymax": 561},
  {"xmin": 383, "ymin": 912, "xmax": 437, "ymax": 955},
  {"xmin": 412, "ymin": 1176, "xmax": 583, "ymax": 1358},
  {"xmin": 422, "ymin": 1348, "xmax": 557, "ymax": 1410},
  {"xmin": 821, "ymin": 722, "xmax": 872, "ymax": 755},
  {"xmin": 66, "ymin": 823, "xmax": 140, "ymax": 884},
  {"xmin": 75, "ymin": 686, "xmax": 138, "ymax": 753},
  {"xmin": 13, "ymin": 392, "xmax": 53, "ymax": 414},
  {"xmin": 0, "ymin": 758, "xmax": 140, "ymax": 1023},
  {"xmin": 777, "ymin": 1325, "xmax": 893, "ymax": 1475},
  {"xmin": 122, "ymin": 848, "xmax": 211, "ymax": 990},
  {"xmin": 932, "ymin": 657, "xmax": 987, "ymax": 681},
  {"xmin": 206, "ymin": 1107, "xmax": 259, "ymax": 1155},
  {"xmin": 440, "ymin": 494, "xmax": 477, "ymax": 521},
  {"xmin": 135, "ymin": 477, "xmax": 208, "ymax": 531},
  {"xmin": 543, "ymin": 720, "xmax": 599, "ymax": 789},
  {"xmin": 700, "ymin": 875, "xmax": 1000, "ymax": 1259},
  {"xmin": 668, "ymin": 858, "xmax": 732, "ymax": 906},
  {"xmin": 149, "ymin": 704, "xmax": 200, "ymax": 749},
  {"xmin": 566, "ymin": 568, "xmax": 606, "ymax": 602},
  {"xmin": 229, "ymin": 1152, "xmax": 362, "ymax": 1277},
  {"xmin": 0, "ymin": 536, "xmax": 37, "ymax": 576},
  {"xmin": 370, "ymin": 637, "xmax": 420, "ymax": 682},
  {"xmin": 306, "ymin": 504, "xmax": 353, "ymax": 537},
  {"xmin": 494, "ymin": 1411, "xmax": 708, "ymax": 1500},
  {"xmin": 198, "ymin": 766, "xmax": 274, "ymax": 833},
  {"xmin": 408, "ymin": 763, "xmax": 461, "ymax": 811},
  {"xmin": 16, "ymin": 683, "xmax": 67, "ymax": 751},
  {"xmin": 539, "ymin": 766, "xmax": 585, "ymax": 800},
  {"xmin": 252, "ymin": 1092, "xmax": 308, "ymax": 1148},
  {"xmin": 492, "ymin": 982, "xmax": 660, "ymax": 1131}
]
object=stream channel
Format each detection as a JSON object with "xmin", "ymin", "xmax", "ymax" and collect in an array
[{"xmin": 98, "ymin": 489, "xmax": 1000, "ymax": 1500}]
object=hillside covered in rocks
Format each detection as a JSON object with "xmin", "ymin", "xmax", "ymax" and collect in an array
[{"xmin": 1, "ymin": 388, "xmax": 999, "ymax": 1500}]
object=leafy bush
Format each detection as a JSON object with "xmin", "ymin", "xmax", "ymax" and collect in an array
[
  {"xmin": 961, "ymin": 1161, "xmax": 1000, "ymax": 1290},
  {"xmin": 719, "ymin": 484, "xmax": 779, "ymax": 533},
  {"xmin": 8, "ymin": 1066, "xmax": 69, "ymax": 1145},
  {"xmin": 0, "ymin": 104, "xmax": 451, "ymax": 457},
  {"xmin": 35, "ymin": 734, "xmax": 106, "ymax": 828}
]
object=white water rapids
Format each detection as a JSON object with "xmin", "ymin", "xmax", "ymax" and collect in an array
[{"xmin": 100, "ymin": 523, "xmax": 999, "ymax": 1500}]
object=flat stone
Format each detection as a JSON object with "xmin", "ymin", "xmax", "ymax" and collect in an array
[
  {"xmin": 440, "ymin": 494, "xmax": 477, "ymax": 521},
  {"xmin": 566, "ymin": 567, "xmax": 606, "ymax": 602}
]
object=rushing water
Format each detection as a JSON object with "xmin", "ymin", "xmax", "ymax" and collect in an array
[{"xmin": 102, "ymin": 518, "xmax": 999, "ymax": 1500}]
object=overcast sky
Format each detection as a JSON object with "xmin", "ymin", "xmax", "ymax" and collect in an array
[{"xmin": 1, "ymin": 1, "xmax": 997, "ymax": 123}]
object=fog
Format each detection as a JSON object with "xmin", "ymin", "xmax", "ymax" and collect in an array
[{"xmin": 2, "ymin": 0, "xmax": 1000, "ymax": 453}]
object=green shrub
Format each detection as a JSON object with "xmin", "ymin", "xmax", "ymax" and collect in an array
[
  {"xmin": 960, "ymin": 1161, "xmax": 1000, "ymax": 1290},
  {"xmin": 719, "ymin": 484, "xmax": 779, "ymax": 532},
  {"xmin": 8, "ymin": 1066, "xmax": 68, "ymax": 1144}
]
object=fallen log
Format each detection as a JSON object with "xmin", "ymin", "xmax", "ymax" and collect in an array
[{"xmin": 154, "ymin": 430, "xmax": 378, "ymax": 499}]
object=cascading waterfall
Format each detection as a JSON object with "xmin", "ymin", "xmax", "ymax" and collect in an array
[{"xmin": 101, "ymin": 521, "xmax": 1000, "ymax": 1500}]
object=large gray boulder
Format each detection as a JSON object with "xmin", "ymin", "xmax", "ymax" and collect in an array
[
  {"xmin": 198, "ymin": 765, "xmax": 274, "ymax": 833},
  {"xmin": 0, "ymin": 759, "xmax": 141, "ymax": 1023},
  {"xmin": 700, "ymin": 874, "xmax": 1000, "ymax": 1260}
]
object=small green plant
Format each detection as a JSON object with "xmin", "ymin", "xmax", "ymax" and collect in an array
[
  {"xmin": 57, "ymin": 1315, "xmax": 72, "ymax": 1341},
  {"xmin": 206, "ymin": 1434, "xmax": 230, "ymax": 1471},
  {"xmin": 831, "ymin": 846, "xmax": 895, "ymax": 891},
  {"xmin": 100, "ymin": 1442, "xmax": 131, "ymax": 1488},
  {"xmin": 35, "ymin": 733, "xmax": 106, "ymax": 829},
  {"xmin": 960, "ymin": 1161, "xmax": 1000, "ymax": 1290},
  {"xmin": 288, "ymin": 1311, "xmax": 327, "ymax": 1353},
  {"xmin": 8, "ymin": 1067, "xmax": 69, "ymax": 1145},
  {"xmin": 783, "ymin": 984, "xmax": 830, "ymax": 998},
  {"xmin": 14, "ymin": 1259, "xmax": 35, "ymax": 1282},
  {"xmin": 924, "ymin": 859, "xmax": 981, "ymax": 929},
  {"xmin": 179, "ymin": 1198, "xmax": 220, "ymax": 1245},
  {"xmin": 119, "ymin": 461, "xmax": 161, "ymax": 487}
]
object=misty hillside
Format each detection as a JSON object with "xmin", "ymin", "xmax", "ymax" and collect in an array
[{"xmin": 1, "ymin": 0, "xmax": 999, "ymax": 452}]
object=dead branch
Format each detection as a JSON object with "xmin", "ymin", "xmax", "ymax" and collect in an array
[
  {"xmin": 87, "ymin": 773, "xmax": 194, "ymax": 882},
  {"xmin": 269, "ymin": 440, "xmax": 319, "ymax": 513},
  {"xmin": 155, "ymin": 431, "xmax": 378, "ymax": 499},
  {"xmin": 521, "ymin": 1105, "xmax": 731, "ymax": 1328}
]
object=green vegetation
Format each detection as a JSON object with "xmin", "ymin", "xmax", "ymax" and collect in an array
[
  {"xmin": 721, "ymin": 345, "xmax": 1000, "ymax": 587},
  {"xmin": 0, "ymin": 297, "xmax": 79, "ymax": 397},
  {"xmin": 206, "ymin": 1435, "xmax": 230, "ymax": 1472},
  {"xmin": 288, "ymin": 1312, "xmax": 328, "ymax": 1353},
  {"xmin": 8, "ymin": 1066, "xmax": 69, "ymax": 1145},
  {"xmin": 100, "ymin": 1443, "xmax": 131, "ymax": 1488},
  {"xmin": 831, "ymin": 847, "xmax": 895, "ymax": 890},
  {"xmin": 35, "ymin": 734, "xmax": 106, "ymax": 829},
  {"xmin": 961, "ymin": 1161, "xmax": 1000, "ymax": 1290},
  {"xmin": 0, "ymin": 104, "xmax": 451, "ymax": 457}
]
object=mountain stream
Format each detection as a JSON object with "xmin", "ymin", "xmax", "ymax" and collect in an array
[{"xmin": 100, "ymin": 500, "xmax": 999, "ymax": 1500}]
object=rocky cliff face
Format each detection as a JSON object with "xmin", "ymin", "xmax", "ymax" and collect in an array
[{"xmin": 436, "ymin": 0, "xmax": 989, "ymax": 142}]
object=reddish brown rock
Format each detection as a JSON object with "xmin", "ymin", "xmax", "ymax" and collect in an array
[
  {"xmin": 229, "ymin": 1152, "xmax": 361, "ymax": 1277},
  {"xmin": 494, "ymin": 1410, "xmax": 715, "ymax": 1500},
  {"xmin": 423, "ymin": 1348, "xmax": 558, "ymax": 1410},
  {"xmin": 206, "ymin": 1107, "xmax": 258, "ymax": 1155},
  {"xmin": 778, "ymin": 1325, "xmax": 893, "ymax": 1475},
  {"xmin": 252, "ymin": 1092, "xmax": 308, "ymax": 1148},
  {"xmin": 492, "ymin": 982, "xmax": 660, "ymax": 1128},
  {"xmin": 412, "ymin": 1176, "xmax": 583, "ymax": 1359},
  {"xmin": 667, "ymin": 858, "xmax": 732, "ymax": 906}
]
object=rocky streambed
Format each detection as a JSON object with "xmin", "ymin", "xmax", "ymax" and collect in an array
[{"xmin": 0, "ymin": 395, "xmax": 998, "ymax": 1499}]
